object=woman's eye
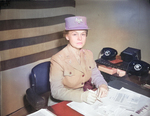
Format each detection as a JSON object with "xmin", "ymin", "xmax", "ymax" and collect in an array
[
  {"xmin": 73, "ymin": 34, "xmax": 77, "ymax": 36},
  {"xmin": 82, "ymin": 33, "xmax": 86, "ymax": 36}
]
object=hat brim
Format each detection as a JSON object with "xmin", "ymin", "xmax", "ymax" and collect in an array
[{"xmin": 65, "ymin": 27, "xmax": 89, "ymax": 30}]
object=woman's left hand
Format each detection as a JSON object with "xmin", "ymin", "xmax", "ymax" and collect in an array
[{"xmin": 97, "ymin": 84, "xmax": 108, "ymax": 98}]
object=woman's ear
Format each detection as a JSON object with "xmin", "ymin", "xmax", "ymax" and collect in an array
[{"xmin": 65, "ymin": 35, "xmax": 69, "ymax": 40}]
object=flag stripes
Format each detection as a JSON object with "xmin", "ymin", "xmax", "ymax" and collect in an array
[
  {"xmin": 0, "ymin": 45, "xmax": 66, "ymax": 71},
  {"xmin": 0, "ymin": 0, "xmax": 75, "ymax": 115},
  {"xmin": 0, "ymin": 14, "xmax": 74, "ymax": 31},
  {"xmin": 0, "ymin": 0, "xmax": 75, "ymax": 9},
  {"xmin": 0, "ymin": 0, "xmax": 75, "ymax": 71},
  {"xmin": 0, "ymin": 31, "xmax": 63, "ymax": 51}
]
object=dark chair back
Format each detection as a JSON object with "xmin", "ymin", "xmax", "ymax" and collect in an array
[{"xmin": 30, "ymin": 61, "xmax": 50, "ymax": 95}]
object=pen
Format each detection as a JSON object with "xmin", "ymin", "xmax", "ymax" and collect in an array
[
  {"xmin": 99, "ymin": 91, "xmax": 102, "ymax": 98},
  {"xmin": 97, "ymin": 90, "xmax": 103, "ymax": 103}
]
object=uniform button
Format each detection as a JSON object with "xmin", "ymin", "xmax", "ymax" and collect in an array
[
  {"xmin": 81, "ymin": 82, "xmax": 84, "ymax": 85},
  {"xmin": 89, "ymin": 66, "xmax": 91, "ymax": 68},
  {"xmin": 70, "ymin": 72, "xmax": 72, "ymax": 74},
  {"xmin": 82, "ymin": 75, "xmax": 84, "ymax": 77}
]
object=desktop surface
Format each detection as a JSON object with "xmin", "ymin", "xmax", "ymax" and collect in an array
[
  {"xmin": 47, "ymin": 101, "xmax": 83, "ymax": 116},
  {"xmin": 47, "ymin": 79, "xmax": 150, "ymax": 116}
]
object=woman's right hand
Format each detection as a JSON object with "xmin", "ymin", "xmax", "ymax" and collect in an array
[{"xmin": 81, "ymin": 90, "xmax": 97, "ymax": 105}]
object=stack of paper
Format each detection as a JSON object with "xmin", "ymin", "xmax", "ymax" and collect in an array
[
  {"xmin": 67, "ymin": 87, "xmax": 150, "ymax": 116},
  {"xmin": 27, "ymin": 109, "xmax": 56, "ymax": 116}
]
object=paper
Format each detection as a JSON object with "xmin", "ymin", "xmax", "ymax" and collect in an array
[
  {"xmin": 99, "ymin": 86, "xmax": 141, "ymax": 111},
  {"xmin": 67, "ymin": 86, "xmax": 150, "ymax": 116},
  {"xmin": 67, "ymin": 100, "xmax": 104, "ymax": 116},
  {"xmin": 27, "ymin": 109, "xmax": 56, "ymax": 116},
  {"xmin": 67, "ymin": 101, "xmax": 135, "ymax": 116},
  {"xmin": 120, "ymin": 87, "xmax": 150, "ymax": 116}
]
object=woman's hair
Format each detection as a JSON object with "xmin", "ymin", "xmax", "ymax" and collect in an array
[{"xmin": 63, "ymin": 30, "xmax": 88, "ymax": 38}]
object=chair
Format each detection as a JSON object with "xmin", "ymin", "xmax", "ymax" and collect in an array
[{"xmin": 26, "ymin": 61, "xmax": 51, "ymax": 110}]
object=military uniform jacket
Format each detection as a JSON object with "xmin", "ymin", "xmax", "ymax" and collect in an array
[{"xmin": 50, "ymin": 44, "xmax": 107, "ymax": 102}]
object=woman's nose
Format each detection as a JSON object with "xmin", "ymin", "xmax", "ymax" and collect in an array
[{"xmin": 78, "ymin": 35, "xmax": 82, "ymax": 40}]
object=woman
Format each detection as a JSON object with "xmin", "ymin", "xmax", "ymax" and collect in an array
[{"xmin": 49, "ymin": 16, "xmax": 108, "ymax": 105}]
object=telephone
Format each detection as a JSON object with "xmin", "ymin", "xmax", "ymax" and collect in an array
[
  {"xmin": 127, "ymin": 60, "xmax": 150, "ymax": 76},
  {"xmin": 100, "ymin": 47, "xmax": 118, "ymax": 60}
]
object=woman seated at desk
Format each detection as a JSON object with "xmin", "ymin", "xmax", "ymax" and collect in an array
[{"xmin": 48, "ymin": 16, "xmax": 108, "ymax": 106}]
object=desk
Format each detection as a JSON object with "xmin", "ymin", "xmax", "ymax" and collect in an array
[
  {"xmin": 47, "ymin": 101, "xmax": 83, "ymax": 116},
  {"xmin": 47, "ymin": 80, "xmax": 150, "ymax": 116},
  {"xmin": 96, "ymin": 58, "xmax": 150, "ymax": 87},
  {"xmin": 108, "ymin": 79, "xmax": 150, "ymax": 97},
  {"xmin": 97, "ymin": 64, "xmax": 150, "ymax": 91},
  {"xmin": 101, "ymin": 71, "xmax": 150, "ymax": 85}
]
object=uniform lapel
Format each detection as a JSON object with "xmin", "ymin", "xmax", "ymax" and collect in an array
[
  {"xmin": 80, "ymin": 50, "xmax": 86, "ymax": 72},
  {"xmin": 64, "ymin": 47, "xmax": 84, "ymax": 72}
]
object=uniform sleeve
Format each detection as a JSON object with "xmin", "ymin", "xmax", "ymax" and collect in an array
[
  {"xmin": 91, "ymin": 64, "xmax": 108, "ymax": 88},
  {"xmin": 50, "ymin": 57, "xmax": 83, "ymax": 102},
  {"xmin": 86, "ymin": 50, "xmax": 107, "ymax": 88}
]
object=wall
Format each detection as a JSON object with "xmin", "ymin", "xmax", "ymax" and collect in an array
[
  {"xmin": 76, "ymin": 0, "xmax": 150, "ymax": 64},
  {"xmin": 0, "ymin": 0, "xmax": 75, "ymax": 115},
  {"xmin": 0, "ymin": 0, "xmax": 150, "ymax": 115}
]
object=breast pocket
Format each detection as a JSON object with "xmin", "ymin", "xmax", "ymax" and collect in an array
[
  {"xmin": 87, "ymin": 62, "xmax": 96, "ymax": 71},
  {"xmin": 63, "ymin": 67, "xmax": 77, "ymax": 88},
  {"xmin": 63, "ymin": 67, "xmax": 75, "ymax": 77}
]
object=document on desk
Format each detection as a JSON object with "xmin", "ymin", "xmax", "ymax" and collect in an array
[
  {"xmin": 67, "ymin": 86, "xmax": 150, "ymax": 116},
  {"xmin": 120, "ymin": 87, "xmax": 150, "ymax": 116},
  {"xmin": 100, "ymin": 86, "xmax": 141, "ymax": 111},
  {"xmin": 27, "ymin": 109, "xmax": 56, "ymax": 116}
]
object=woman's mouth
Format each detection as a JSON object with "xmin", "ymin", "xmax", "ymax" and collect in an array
[{"xmin": 77, "ymin": 42, "xmax": 82, "ymax": 45}]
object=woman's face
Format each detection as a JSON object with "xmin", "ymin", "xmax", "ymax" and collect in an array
[{"xmin": 66, "ymin": 30, "xmax": 87, "ymax": 49}]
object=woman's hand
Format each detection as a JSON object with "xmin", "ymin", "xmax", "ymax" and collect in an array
[
  {"xmin": 97, "ymin": 84, "xmax": 108, "ymax": 98},
  {"xmin": 81, "ymin": 90, "xmax": 97, "ymax": 105}
]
